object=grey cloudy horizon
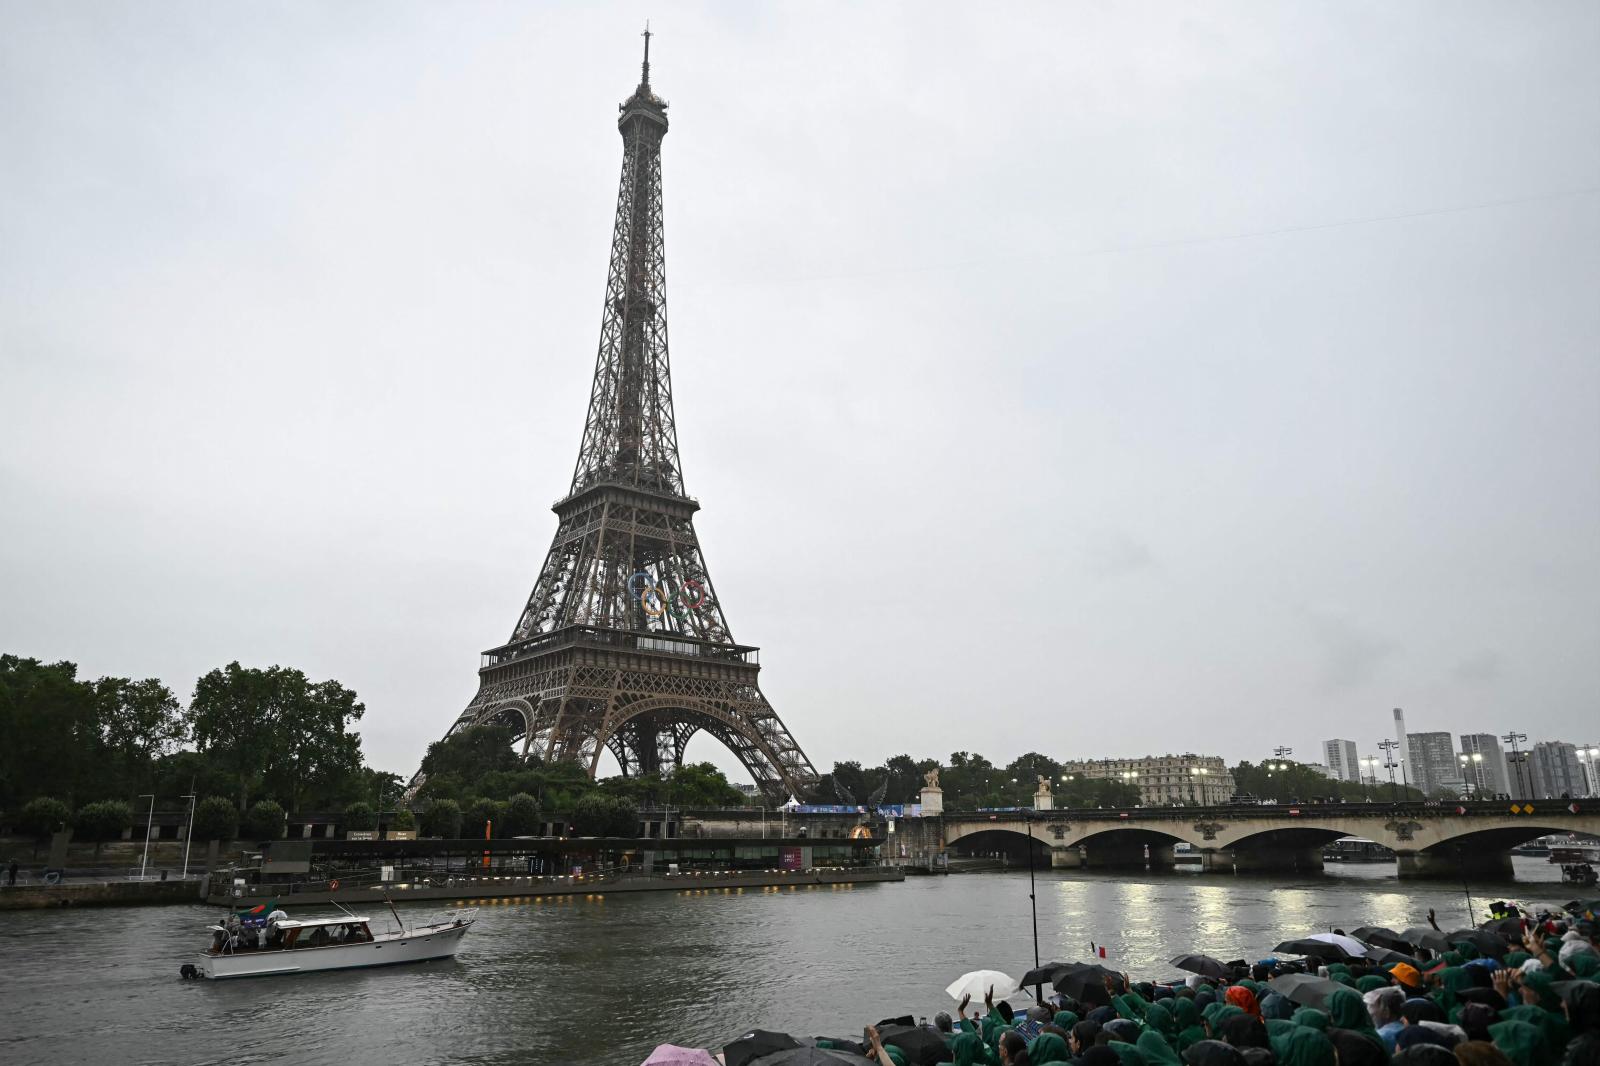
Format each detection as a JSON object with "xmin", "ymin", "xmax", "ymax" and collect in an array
[{"xmin": 3, "ymin": 1, "xmax": 1597, "ymax": 784}]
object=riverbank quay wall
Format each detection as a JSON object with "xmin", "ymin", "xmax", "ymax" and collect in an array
[
  {"xmin": 878, "ymin": 801, "xmax": 1600, "ymax": 879},
  {"xmin": 206, "ymin": 865, "xmax": 904, "ymax": 907},
  {"xmin": 1, "ymin": 878, "xmax": 203, "ymax": 910}
]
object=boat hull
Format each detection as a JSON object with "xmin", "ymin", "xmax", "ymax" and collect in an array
[{"xmin": 199, "ymin": 922, "xmax": 470, "ymax": 979}]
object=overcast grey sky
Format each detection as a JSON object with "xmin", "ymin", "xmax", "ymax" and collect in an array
[{"xmin": 3, "ymin": 1, "xmax": 1597, "ymax": 784}]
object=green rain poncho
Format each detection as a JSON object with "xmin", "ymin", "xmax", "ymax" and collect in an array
[
  {"xmin": 1520, "ymin": 970, "xmax": 1562, "ymax": 1012},
  {"xmin": 1356, "ymin": 975, "xmax": 1389, "ymax": 993},
  {"xmin": 1571, "ymin": 954, "xmax": 1600, "ymax": 979},
  {"xmin": 1269, "ymin": 1024, "xmax": 1337, "ymax": 1066},
  {"xmin": 1325, "ymin": 988, "xmax": 1379, "ymax": 1041},
  {"xmin": 1030, "ymin": 1031, "xmax": 1071, "ymax": 1065},
  {"xmin": 950, "ymin": 1030, "xmax": 997, "ymax": 1066},
  {"xmin": 1434, "ymin": 966, "xmax": 1473, "ymax": 1014},
  {"xmin": 1489, "ymin": 1019, "xmax": 1556, "ymax": 1066},
  {"xmin": 1054, "ymin": 1011, "xmax": 1080, "ymax": 1029},
  {"xmin": 1202, "ymin": 1003, "xmax": 1244, "ymax": 1031},
  {"xmin": 1144, "ymin": 1003, "xmax": 1179, "ymax": 1050},
  {"xmin": 1499, "ymin": 1004, "xmax": 1569, "ymax": 1053},
  {"xmin": 1172, "ymin": 996, "xmax": 1206, "ymax": 1050},
  {"xmin": 1290, "ymin": 1008, "xmax": 1329, "ymax": 1031},
  {"xmin": 1137, "ymin": 1030, "xmax": 1183, "ymax": 1066},
  {"xmin": 1110, "ymin": 1041, "xmax": 1148, "ymax": 1066}
]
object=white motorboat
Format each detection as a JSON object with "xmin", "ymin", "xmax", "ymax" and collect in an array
[{"xmin": 190, "ymin": 906, "xmax": 476, "ymax": 980}]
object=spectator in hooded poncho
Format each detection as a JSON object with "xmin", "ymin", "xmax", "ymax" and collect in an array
[
  {"xmin": 1326, "ymin": 988, "xmax": 1383, "ymax": 1048},
  {"xmin": 1563, "ymin": 981, "xmax": 1600, "ymax": 1066},
  {"xmin": 1291, "ymin": 1008, "xmax": 1328, "ymax": 1031},
  {"xmin": 1488, "ymin": 1019, "xmax": 1555, "ymax": 1066},
  {"xmin": 1109, "ymin": 1041, "xmax": 1147, "ymax": 1066},
  {"xmin": 1028, "ymin": 1031, "xmax": 1070, "ymax": 1065},
  {"xmin": 1269, "ymin": 1023, "xmax": 1335, "ymax": 1066},
  {"xmin": 1143, "ymin": 1003, "xmax": 1179, "ymax": 1051},
  {"xmin": 1137, "ymin": 1031, "xmax": 1182, "ymax": 1066},
  {"xmin": 1172, "ymin": 997, "xmax": 1206, "ymax": 1050}
]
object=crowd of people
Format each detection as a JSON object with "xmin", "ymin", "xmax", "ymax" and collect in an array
[{"xmin": 690, "ymin": 901, "xmax": 1600, "ymax": 1066}]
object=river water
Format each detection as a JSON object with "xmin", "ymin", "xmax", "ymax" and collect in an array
[{"xmin": 0, "ymin": 860, "xmax": 1571, "ymax": 1066}]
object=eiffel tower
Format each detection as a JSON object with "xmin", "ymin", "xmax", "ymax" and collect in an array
[{"xmin": 417, "ymin": 34, "xmax": 819, "ymax": 802}]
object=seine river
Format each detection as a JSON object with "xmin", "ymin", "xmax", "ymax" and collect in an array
[{"xmin": 0, "ymin": 860, "xmax": 1568, "ymax": 1066}]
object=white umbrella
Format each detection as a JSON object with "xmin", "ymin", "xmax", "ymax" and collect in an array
[
  {"xmin": 1306, "ymin": 932, "xmax": 1369, "ymax": 958},
  {"xmin": 945, "ymin": 969, "xmax": 1020, "ymax": 1002}
]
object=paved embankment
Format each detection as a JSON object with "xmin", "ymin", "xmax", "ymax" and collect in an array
[
  {"xmin": 207, "ymin": 866, "xmax": 905, "ymax": 907},
  {"xmin": 1, "ymin": 879, "xmax": 204, "ymax": 910}
]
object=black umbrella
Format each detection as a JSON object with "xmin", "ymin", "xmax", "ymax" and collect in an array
[
  {"xmin": 1020, "ymin": 961, "xmax": 1075, "ymax": 987},
  {"xmin": 1273, "ymin": 938, "xmax": 1357, "ymax": 961},
  {"xmin": 1351, "ymin": 926, "xmax": 1415, "ymax": 952},
  {"xmin": 1365, "ymin": 947, "xmax": 1422, "ymax": 970},
  {"xmin": 1399, "ymin": 927, "xmax": 1453, "ymax": 953},
  {"xmin": 750, "ymin": 1050, "xmax": 862, "ymax": 1066},
  {"xmin": 726, "ymin": 1030, "xmax": 803, "ymax": 1066},
  {"xmin": 1170, "ymin": 953, "xmax": 1230, "ymax": 979},
  {"xmin": 1444, "ymin": 928, "xmax": 1509, "ymax": 959},
  {"xmin": 877, "ymin": 1024, "xmax": 950, "ymax": 1066},
  {"xmin": 1564, "ymin": 899, "xmax": 1600, "ymax": 917},
  {"xmin": 1053, "ymin": 963, "xmax": 1120, "ymax": 1006},
  {"xmin": 1266, "ymin": 973, "xmax": 1347, "ymax": 1009}
]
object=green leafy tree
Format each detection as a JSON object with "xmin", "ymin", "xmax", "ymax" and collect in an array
[
  {"xmin": 92, "ymin": 676, "xmax": 186, "ymax": 794},
  {"xmin": 243, "ymin": 799, "xmax": 286, "ymax": 840},
  {"xmin": 569, "ymin": 794, "xmax": 638, "ymax": 837},
  {"xmin": 73, "ymin": 799, "xmax": 132, "ymax": 858},
  {"xmin": 18, "ymin": 797, "xmax": 71, "ymax": 854},
  {"xmin": 342, "ymin": 801, "xmax": 376, "ymax": 831},
  {"xmin": 416, "ymin": 726, "xmax": 520, "ymax": 804},
  {"xmin": 463, "ymin": 797, "xmax": 506, "ymax": 838},
  {"xmin": 192, "ymin": 796, "xmax": 239, "ymax": 842},
  {"xmin": 187, "ymin": 662, "xmax": 367, "ymax": 813},
  {"xmin": 420, "ymin": 798, "xmax": 462, "ymax": 838},
  {"xmin": 0, "ymin": 656, "xmax": 101, "ymax": 808},
  {"xmin": 664, "ymin": 762, "xmax": 746, "ymax": 807},
  {"xmin": 390, "ymin": 807, "xmax": 416, "ymax": 830},
  {"xmin": 502, "ymin": 792, "xmax": 541, "ymax": 836}
]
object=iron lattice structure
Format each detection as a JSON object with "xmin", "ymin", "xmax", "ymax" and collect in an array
[{"xmin": 417, "ymin": 40, "xmax": 819, "ymax": 802}]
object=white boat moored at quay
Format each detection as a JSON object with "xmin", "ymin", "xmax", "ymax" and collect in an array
[{"xmin": 188, "ymin": 905, "xmax": 476, "ymax": 980}]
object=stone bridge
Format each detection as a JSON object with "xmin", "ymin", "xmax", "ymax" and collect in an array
[{"xmin": 895, "ymin": 800, "xmax": 1600, "ymax": 879}]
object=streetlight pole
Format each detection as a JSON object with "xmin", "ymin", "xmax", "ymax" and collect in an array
[
  {"xmin": 137, "ymin": 794, "xmax": 155, "ymax": 880},
  {"xmin": 1272, "ymin": 746, "xmax": 1294, "ymax": 762},
  {"xmin": 1503, "ymin": 732, "xmax": 1528, "ymax": 800},
  {"xmin": 180, "ymin": 793, "xmax": 196, "ymax": 879},
  {"xmin": 1377, "ymin": 740, "xmax": 1400, "ymax": 802}
]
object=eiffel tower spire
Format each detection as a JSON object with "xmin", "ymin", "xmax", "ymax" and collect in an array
[{"xmin": 413, "ymin": 42, "xmax": 819, "ymax": 803}]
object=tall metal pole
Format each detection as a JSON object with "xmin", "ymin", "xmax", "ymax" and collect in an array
[
  {"xmin": 180, "ymin": 792, "xmax": 196, "ymax": 879},
  {"xmin": 137, "ymin": 794, "xmax": 155, "ymax": 879},
  {"xmin": 1026, "ymin": 812, "xmax": 1040, "ymax": 985}
]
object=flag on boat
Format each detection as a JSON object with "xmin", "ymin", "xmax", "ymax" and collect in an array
[{"xmin": 236, "ymin": 900, "xmax": 278, "ymax": 927}]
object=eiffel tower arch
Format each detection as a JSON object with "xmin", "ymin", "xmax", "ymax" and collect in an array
[{"xmin": 413, "ymin": 35, "xmax": 819, "ymax": 803}]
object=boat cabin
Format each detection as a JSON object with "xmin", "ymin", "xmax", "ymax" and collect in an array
[{"xmin": 208, "ymin": 914, "xmax": 376, "ymax": 955}]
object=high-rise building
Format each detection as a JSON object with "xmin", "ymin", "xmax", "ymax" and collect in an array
[
  {"xmin": 1579, "ymin": 744, "xmax": 1600, "ymax": 799},
  {"xmin": 1459, "ymin": 734, "xmax": 1509, "ymax": 796},
  {"xmin": 1528, "ymin": 742, "xmax": 1586, "ymax": 800},
  {"xmin": 1406, "ymin": 731, "xmax": 1461, "ymax": 796},
  {"xmin": 1323, "ymin": 739, "xmax": 1360, "ymax": 783}
]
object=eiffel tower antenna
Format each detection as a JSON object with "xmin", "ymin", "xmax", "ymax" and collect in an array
[{"xmin": 409, "ymin": 41, "xmax": 819, "ymax": 804}]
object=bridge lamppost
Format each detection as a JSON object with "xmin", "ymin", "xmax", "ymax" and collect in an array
[
  {"xmin": 1580, "ymin": 746, "xmax": 1600, "ymax": 799},
  {"xmin": 1458, "ymin": 752, "xmax": 1483, "ymax": 799},
  {"xmin": 1502, "ymin": 732, "xmax": 1529, "ymax": 800},
  {"xmin": 1272, "ymin": 746, "xmax": 1293, "ymax": 762},
  {"xmin": 1377, "ymin": 739, "xmax": 1401, "ymax": 802}
]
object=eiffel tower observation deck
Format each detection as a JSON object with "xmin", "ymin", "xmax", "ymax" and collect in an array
[{"xmin": 415, "ymin": 34, "xmax": 820, "ymax": 803}]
